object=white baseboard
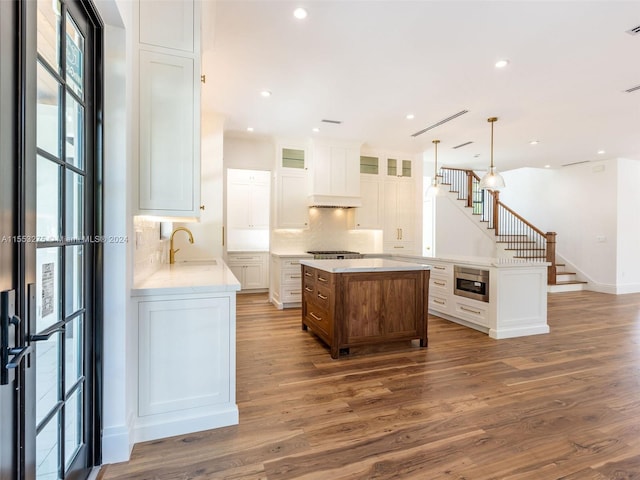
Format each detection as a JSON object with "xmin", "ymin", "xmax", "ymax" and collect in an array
[{"xmin": 101, "ymin": 422, "xmax": 134, "ymax": 464}]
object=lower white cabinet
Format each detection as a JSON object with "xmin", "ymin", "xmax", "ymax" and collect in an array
[
  {"xmin": 134, "ymin": 292, "xmax": 238, "ymax": 442},
  {"xmin": 270, "ymin": 254, "xmax": 309, "ymax": 309},
  {"xmin": 226, "ymin": 252, "xmax": 269, "ymax": 290}
]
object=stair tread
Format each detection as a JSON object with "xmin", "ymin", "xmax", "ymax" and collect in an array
[{"xmin": 554, "ymin": 280, "xmax": 588, "ymax": 285}]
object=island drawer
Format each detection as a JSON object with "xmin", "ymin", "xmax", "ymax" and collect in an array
[
  {"xmin": 305, "ymin": 306, "xmax": 331, "ymax": 338},
  {"xmin": 454, "ymin": 299, "xmax": 488, "ymax": 326}
]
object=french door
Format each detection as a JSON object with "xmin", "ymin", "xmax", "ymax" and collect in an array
[{"xmin": 0, "ymin": 1, "xmax": 103, "ymax": 479}]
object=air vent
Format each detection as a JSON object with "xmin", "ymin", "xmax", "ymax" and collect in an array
[
  {"xmin": 321, "ymin": 119, "xmax": 342, "ymax": 124},
  {"xmin": 411, "ymin": 110, "xmax": 469, "ymax": 137},
  {"xmin": 626, "ymin": 25, "xmax": 640, "ymax": 35},
  {"xmin": 561, "ymin": 160, "xmax": 590, "ymax": 167},
  {"xmin": 453, "ymin": 141, "xmax": 473, "ymax": 149},
  {"xmin": 624, "ymin": 84, "xmax": 640, "ymax": 93}
]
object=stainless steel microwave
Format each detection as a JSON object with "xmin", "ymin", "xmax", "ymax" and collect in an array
[{"xmin": 453, "ymin": 265, "xmax": 489, "ymax": 302}]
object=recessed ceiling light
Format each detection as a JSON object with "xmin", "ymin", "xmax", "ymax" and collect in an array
[
  {"xmin": 495, "ymin": 59, "xmax": 510, "ymax": 68},
  {"xmin": 474, "ymin": 154, "xmax": 481, "ymax": 158},
  {"xmin": 406, "ymin": 114, "xmax": 415, "ymax": 120},
  {"xmin": 293, "ymin": 7, "xmax": 307, "ymax": 19},
  {"xmin": 529, "ymin": 140, "xmax": 539, "ymax": 145},
  {"xmin": 260, "ymin": 90, "xmax": 272, "ymax": 98},
  {"xmin": 544, "ymin": 164, "xmax": 551, "ymax": 168},
  {"xmin": 246, "ymin": 127, "xmax": 254, "ymax": 132},
  {"xmin": 312, "ymin": 127, "xmax": 319, "ymax": 133},
  {"xmin": 597, "ymin": 149, "xmax": 606, "ymax": 155}
]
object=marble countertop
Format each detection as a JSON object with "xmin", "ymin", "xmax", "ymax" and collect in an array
[
  {"xmin": 270, "ymin": 251, "xmax": 313, "ymax": 258},
  {"xmin": 393, "ymin": 254, "xmax": 550, "ymax": 268},
  {"xmin": 132, "ymin": 259, "xmax": 241, "ymax": 296},
  {"xmin": 300, "ymin": 258, "xmax": 431, "ymax": 273}
]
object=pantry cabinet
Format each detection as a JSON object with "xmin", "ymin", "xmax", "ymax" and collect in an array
[
  {"xmin": 383, "ymin": 177, "xmax": 415, "ymax": 252},
  {"xmin": 136, "ymin": 0, "xmax": 202, "ymax": 217},
  {"xmin": 226, "ymin": 169, "xmax": 270, "ymax": 230}
]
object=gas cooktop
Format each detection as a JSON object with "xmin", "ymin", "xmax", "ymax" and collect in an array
[{"xmin": 306, "ymin": 250, "xmax": 360, "ymax": 255}]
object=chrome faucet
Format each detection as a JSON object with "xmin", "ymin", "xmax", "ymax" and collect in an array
[{"xmin": 169, "ymin": 227, "xmax": 194, "ymax": 264}]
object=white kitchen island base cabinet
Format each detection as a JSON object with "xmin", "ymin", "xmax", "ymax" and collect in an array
[{"xmin": 134, "ymin": 293, "xmax": 238, "ymax": 443}]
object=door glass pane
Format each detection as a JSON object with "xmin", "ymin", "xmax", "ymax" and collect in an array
[
  {"xmin": 37, "ymin": 156, "xmax": 61, "ymax": 241},
  {"xmin": 282, "ymin": 148, "xmax": 305, "ymax": 169},
  {"xmin": 64, "ymin": 386, "xmax": 83, "ymax": 469},
  {"xmin": 36, "ymin": 248, "xmax": 61, "ymax": 331},
  {"xmin": 65, "ymin": 170, "xmax": 84, "ymax": 240},
  {"xmin": 65, "ymin": 93, "xmax": 84, "ymax": 170},
  {"xmin": 36, "ymin": 414, "xmax": 60, "ymax": 480},
  {"xmin": 65, "ymin": 315, "xmax": 83, "ymax": 389},
  {"xmin": 35, "ymin": 333, "xmax": 61, "ymax": 426},
  {"xmin": 37, "ymin": 63, "xmax": 61, "ymax": 157},
  {"xmin": 37, "ymin": 0, "xmax": 61, "ymax": 72},
  {"xmin": 65, "ymin": 246, "xmax": 84, "ymax": 316},
  {"xmin": 65, "ymin": 14, "xmax": 84, "ymax": 99},
  {"xmin": 360, "ymin": 156, "xmax": 379, "ymax": 175}
]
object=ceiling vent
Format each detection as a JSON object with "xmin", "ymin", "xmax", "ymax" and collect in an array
[
  {"xmin": 411, "ymin": 110, "xmax": 469, "ymax": 137},
  {"xmin": 626, "ymin": 25, "xmax": 640, "ymax": 35},
  {"xmin": 453, "ymin": 141, "xmax": 473, "ymax": 149},
  {"xmin": 321, "ymin": 119, "xmax": 342, "ymax": 124},
  {"xmin": 624, "ymin": 84, "xmax": 640, "ymax": 93},
  {"xmin": 561, "ymin": 160, "xmax": 590, "ymax": 167}
]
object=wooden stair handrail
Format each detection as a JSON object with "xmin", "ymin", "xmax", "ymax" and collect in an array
[{"xmin": 440, "ymin": 166, "xmax": 558, "ymax": 285}]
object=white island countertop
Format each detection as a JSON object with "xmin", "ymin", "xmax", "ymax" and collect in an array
[
  {"xmin": 132, "ymin": 259, "xmax": 241, "ymax": 296},
  {"xmin": 300, "ymin": 258, "xmax": 431, "ymax": 273}
]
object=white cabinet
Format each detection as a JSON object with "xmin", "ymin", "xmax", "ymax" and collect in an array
[
  {"xmin": 226, "ymin": 252, "xmax": 268, "ymax": 291},
  {"xmin": 136, "ymin": 0, "xmax": 201, "ymax": 217},
  {"xmin": 275, "ymin": 171, "xmax": 309, "ymax": 229},
  {"xmin": 270, "ymin": 255, "xmax": 309, "ymax": 309},
  {"xmin": 226, "ymin": 169, "xmax": 270, "ymax": 229},
  {"xmin": 353, "ymin": 175, "xmax": 383, "ymax": 229},
  {"xmin": 428, "ymin": 260, "xmax": 453, "ymax": 315},
  {"xmin": 383, "ymin": 177, "xmax": 416, "ymax": 252},
  {"xmin": 308, "ymin": 141, "xmax": 361, "ymax": 207},
  {"xmin": 134, "ymin": 291, "xmax": 238, "ymax": 442}
]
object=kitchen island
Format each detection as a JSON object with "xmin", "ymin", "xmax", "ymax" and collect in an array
[{"xmin": 299, "ymin": 258, "xmax": 430, "ymax": 358}]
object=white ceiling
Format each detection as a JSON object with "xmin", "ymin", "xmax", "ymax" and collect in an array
[{"xmin": 202, "ymin": 1, "xmax": 640, "ymax": 172}]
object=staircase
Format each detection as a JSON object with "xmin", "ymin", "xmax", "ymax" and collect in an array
[{"xmin": 439, "ymin": 167, "xmax": 586, "ymax": 292}]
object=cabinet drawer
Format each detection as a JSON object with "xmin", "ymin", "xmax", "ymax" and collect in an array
[
  {"xmin": 315, "ymin": 270, "xmax": 333, "ymax": 286},
  {"xmin": 454, "ymin": 300, "xmax": 488, "ymax": 326},
  {"xmin": 282, "ymin": 258, "xmax": 304, "ymax": 269},
  {"xmin": 429, "ymin": 276, "xmax": 450, "ymax": 292},
  {"xmin": 227, "ymin": 253, "xmax": 265, "ymax": 265},
  {"xmin": 313, "ymin": 284, "xmax": 332, "ymax": 310},
  {"xmin": 282, "ymin": 286, "xmax": 303, "ymax": 303},
  {"xmin": 305, "ymin": 306, "xmax": 331, "ymax": 337},
  {"xmin": 429, "ymin": 294, "xmax": 450, "ymax": 313},
  {"xmin": 282, "ymin": 269, "xmax": 303, "ymax": 285},
  {"xmin": 429, "ymin": 263, "xmax": 452, "ymax": 276}
]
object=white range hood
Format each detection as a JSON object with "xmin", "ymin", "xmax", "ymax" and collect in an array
[{"xmin": 307, "ymin": 139, "xmax": 362, "ymax": 208}]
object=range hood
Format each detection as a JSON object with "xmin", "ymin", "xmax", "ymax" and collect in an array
[{"xmin": 308, "ymin": 194, "xmax": 361, "ymax": 208}]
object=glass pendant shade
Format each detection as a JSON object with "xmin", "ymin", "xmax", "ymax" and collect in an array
[{"xmin": 479, "ymin": 117, "xmax": 506, "ymax": 191}]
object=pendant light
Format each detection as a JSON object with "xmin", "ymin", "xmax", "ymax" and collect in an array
[
  {"xmin": 479, "ymin": 117, "xmax": 506, "ymax": 190},
  {"xmin": 427, "ymin": 139, "xmax": 441, "ymax": 197}
]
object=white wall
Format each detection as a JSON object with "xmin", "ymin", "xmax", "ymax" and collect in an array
[
  {"xmin": 96, "ymin": 0, "xmax": 133, "ymax": 464},
  {"xmin": 434, "ymin": 194, "xmax": 497, "ymax": 258},
  {"xmin": 616, "ymin": 158, "xmax": 640, "ymax": 292},
  {"xmin": 224, "ymin": 135, "xmax": 274, "ymax": 170}
]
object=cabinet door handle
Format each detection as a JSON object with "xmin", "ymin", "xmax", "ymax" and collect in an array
[
  {"xmin": 460, "ymin": 306, "xmax": 481, "ymax": 315},
  {"xmin": 304, "ymin": 272, "xmax": 313, "ymax": 277},
  {"xmin": 304, "ymin": 286, "xmax": 313, "ymax": 292},
  {"xmin": 393, "ymin": 246, "xmax": 404, "ymax": 249},
  {"xmin": 434, "ymin": 281, "xmax": 445, "ymax": 286},
  {"xmin": 317, "ymin": 293, "xmax": 328, "ymax": 300},
  {"xmin": 290, "ymin": 275, "xmax": 301, "ymax": 279},
  {"xmin": 310, "ymin": 312, "xmax": 322, "ymax": 321},
  {"xmin": 399, "ymin": 228, "xmax": 403, "ymax": 240},
  {"xmin": 433, "ymin": 298, "xmax": 445, "ymax": 305},
  {"xmin": 434, "ymin": 266, "xmax": 446, "ymax": 270},
  {"xmin": 318, "ymin": 276, "xmax": 328, "ymax": 283}
]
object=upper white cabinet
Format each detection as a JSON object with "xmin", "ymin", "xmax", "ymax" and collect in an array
[
  {"xmin": 226, "ymin": 169, "xmax": 270, "ymax": 230},
  {"xmin": 308, "ymin": 140, "xmax": 361, "ymax": 207},
  {"xmin": 274, "ymin": 143, "xmax": 309, "ymax": 229},
  {"xmin": 382, "ymin": 154, "xmax": 420, "ymax": 253},
  {"xmin": 136, "ymin": 0, "xmax": 201, "ymax": 218}
]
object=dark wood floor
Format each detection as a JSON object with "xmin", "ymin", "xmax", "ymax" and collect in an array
[{"xmin": 101, "ymin": 291, "xmax": 640, "ymax": 479}]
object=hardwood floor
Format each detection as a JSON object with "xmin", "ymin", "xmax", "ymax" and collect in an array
[{"xmin": 100, "ymin": 291, "xmax": 640, "ymax": 479}]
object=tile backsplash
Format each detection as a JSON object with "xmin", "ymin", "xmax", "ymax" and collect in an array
[
  {"xmin": 133, "ymin": 216, "xmax": 168, "ymax": 285},
  {"xmin": 271, "ymin": 207, "xmax": 382, "ymax": 253}
]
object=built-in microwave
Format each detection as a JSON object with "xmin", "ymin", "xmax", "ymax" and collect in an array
[{"xmin": 453, "ymin": 265, "xmax": 489, "ymax": 302}]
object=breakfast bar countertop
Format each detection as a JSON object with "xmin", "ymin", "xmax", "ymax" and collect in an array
[{"xmin": 299, "ymin": 257, "xmax": 431, "ymax": 273}]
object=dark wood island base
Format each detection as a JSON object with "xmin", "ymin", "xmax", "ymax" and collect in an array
[{"xmin": 301, "ymin": 262, "xmax": 430, "ymax": 359}]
